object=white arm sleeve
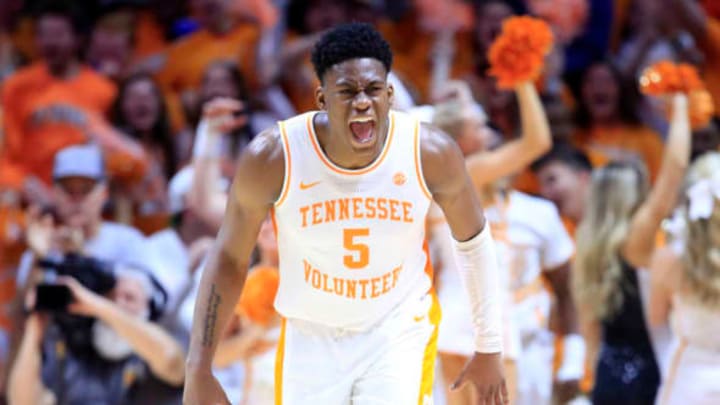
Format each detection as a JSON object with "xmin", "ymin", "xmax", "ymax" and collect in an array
[
  {"xmin": 453, "ymin": 223, "xmax": 503, "ymax": 353},
  {"xmin": 192, "ymin": 120, "xmax": 222, "ymax": 159}
]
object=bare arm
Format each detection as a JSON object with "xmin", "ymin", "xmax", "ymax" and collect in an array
[
  {"xmin": 545, "ymin": 262, "xmax": 578, "ymax": 335},
  {"xmin": 188, "ymin": 149, "xmax": 228, "ymax": 231},
  {"xmin": 8, "ymin": 315, "xmax": 53, "ymax": 405},
  {"xmin": 422, "ymin": 124, "xmax": 487, "ymax": 241},
  {"xmin": 185, "ymin": 128, "xmax": 284, "ymax": 376},
  {"xmin": 187, "ymin": 99, "xmax": 248, "ymax": 231},
  {"xmin": 94, "ymin": 298, "xmax": 186, "ymax": 385},
  {"xmin": 57, "ymin": 276, "xmax": 186, "ymax": 386},
  {"xmin": 622, "ymin": 94, "xmax": 689, "ymax": 268},
  {"xmin": 213, "ymin": 316, "xmax": 280, "ymax": 368},
  {"xmin": 577, "ymin": 301, "xmax": 601, "ymax": 372},
  {"xmin": 465, "ymin": 82, "xmax": 552, "ymax": 188},
  {"xmin": 648, "ymin": 246, "xmax": 681, "ymax": 327}
]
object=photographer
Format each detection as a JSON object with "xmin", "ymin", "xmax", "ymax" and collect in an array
[
  {"xmin": 8, "ymin": 266, "xmax": 185, "ymax": 404},
  {"xmin": 17, "ymin": 144, "xmax": 155, "ymax": 294}
]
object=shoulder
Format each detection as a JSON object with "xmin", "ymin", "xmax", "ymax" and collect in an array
[
  {"xmin": 231, "ymin": 124, "xmax": 286, "ymax": 205},
  {"xmin": 1, "ymin": 63, "xmax": 44, "ymax": 96},
  {"xmin": 80, "ymin": 67, "xmax": 117, "ymax": 99},
  {"xmin": 419, "ymin": 122, "xmax": 462, "ymax": 165},
  {"xmin": 167, "ymin": 30, "xmax": 206, "ymax": 54},
  {"xmin": 240, "ymin": 125, "xmax": 285, "ymax": 168},
  {"xmin": 650, "ymin": 245, "xmax": 683, "ymax": 287},
  {"xmin": 418, "ymin": 122, "xmax": 466, "ymax": 194},
  {"xmin": 100, "ymin": 221, "xmax": 146, "ymax": 241}
]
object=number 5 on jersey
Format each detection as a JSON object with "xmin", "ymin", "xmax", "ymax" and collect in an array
[{"xmin": 343, "ymin": 228, "xmax": 369, "ymax": 269}]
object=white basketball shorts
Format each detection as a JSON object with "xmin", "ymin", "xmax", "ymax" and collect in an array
[{"xmin": 274, "ymin": 292, "xmax": 440, "ymax": 405}]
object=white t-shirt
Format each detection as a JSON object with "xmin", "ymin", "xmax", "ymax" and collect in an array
[
  {"xmin": 485, "ymin": 191, "xmax": 574, "ymax": 289},
  {"xmin": 18, "ymin": 222, "xmax": 156, "ymax": 289},
  {"xmin": 146, "ymin": 228, "xmax": 191, "ymax": 311}
]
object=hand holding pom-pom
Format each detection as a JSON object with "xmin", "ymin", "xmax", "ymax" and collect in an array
[
  {"xmin": 487, "ymin": 16, "xmax": 554, "ymax": 90},
  {"xmin": 639, "ymin": 61, "xmax": 714, "ymax": 129},
  {"xmin": 639, "ymin": 61, "xmax": 682, "ymax": 95},
  {"xmin": 688, "ymin": 90, "xmax": 714, "ymax": 130}
]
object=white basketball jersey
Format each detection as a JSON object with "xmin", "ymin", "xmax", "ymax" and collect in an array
[{"xmin": 272, "ymin": 110, "xmax": 433, "ymax": 330}]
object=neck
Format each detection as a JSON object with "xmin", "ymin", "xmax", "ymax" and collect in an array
[
  {"xmin": 570, "ymin": 186, "xmax": 589, "ymax": 223},
  {"xmin": 593, "ymin": 113, "xmax": 621, "ymax": 128},
  {"xmin": 47, "ymin": 60, "xmax": 79, "ymax": 79},
  {"xmin": 177, "ymin": 225, "xmax": 197, "ymax": 246},
  {"xmin": 84, "ymin": 219, "xmax": 101, "ymax": 241},
  {"xmin": 314, "ymin": 112, "xmax": 389, "ymax": 170}
]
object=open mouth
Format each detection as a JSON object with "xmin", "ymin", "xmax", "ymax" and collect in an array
[{"xmin": 349, "ymin": 118, "xmax": 376, "ymax": 146}]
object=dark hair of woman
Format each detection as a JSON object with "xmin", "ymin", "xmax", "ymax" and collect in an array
[
  {"xmin": 111, "ymin": 73, "xmax": 177, "ymax": 179},
  {"xmin": 574, "ymin": 60, "xmax": 642, "ymax": 130}
]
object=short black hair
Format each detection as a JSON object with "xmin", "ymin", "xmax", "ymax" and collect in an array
[
  {"xmin": 311, "ymin": 22, "xmax": 393, "ymax": 83},
  {"xmin": 531, "ymin": 142, "xmax": 593, "ymax": 173},
  {"xmin": 33, "ymin": 0, "xmax": 87, "ymax": 35}
]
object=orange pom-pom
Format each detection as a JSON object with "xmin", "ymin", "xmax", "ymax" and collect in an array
[
  {"xmin": 688, "ymin": 90, "xmax": 715, "ymax": 130},
  {"xmin": 677, "ymin": 63, "xmax": 705, "ymax": 92},
  {"xmin": 640, "ymin": 61, "xmax": 715, "ymax": 130},
  {"xmin": 639, "ymin": 61, "xmax": 705, "ymax": 95},
  {"xmin": 639, "ymin": 61, "xmax": 682, "ymax": 95},
  {"xmin": 236, "ymin": 266, "xmax": 279, "ymax": 326},
  {"xmin": 487, "ymin": 16, "xmax": 554, "ymax": 89}
]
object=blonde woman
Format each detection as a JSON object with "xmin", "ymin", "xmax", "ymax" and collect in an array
[
  {"xmin": 573, "ymin": 94, "xmax": 690, "ymax": 405},
  {"xmin": 648, "ymin": 152, "xmax": 720, "ymax": 405}
]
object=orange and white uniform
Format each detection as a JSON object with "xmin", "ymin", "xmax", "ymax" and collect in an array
[{"xmin": 271, "ymin": 110, "xmax": 438, "ymax": 404}]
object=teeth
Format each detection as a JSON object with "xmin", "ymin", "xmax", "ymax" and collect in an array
[{"xmin": 350, "ymin": 117, "xmax": 374, "ymax": 123}]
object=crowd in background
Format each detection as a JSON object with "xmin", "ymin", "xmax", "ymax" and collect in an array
[{"xmin": 0, "ymin": 0, "xmax": 719, "ymax": 404}]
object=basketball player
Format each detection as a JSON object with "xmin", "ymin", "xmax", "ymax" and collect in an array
[{"xmin": 184, "ymin": 23, "xmax": 507, "ymax": 404}]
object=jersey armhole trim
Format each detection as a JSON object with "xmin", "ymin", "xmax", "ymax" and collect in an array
[
  {"xmin": 414, "ymin": 121, "xmax": 433, "ymax": 200},
  {"xmin": 274, "ymin": 120, "xmax": 292, "ymax": 207}
]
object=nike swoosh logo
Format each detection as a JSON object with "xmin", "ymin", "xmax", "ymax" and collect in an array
[
  {"xmin": 299, "ymin": 181, "xmax": 321, "ymax": 190},
  {"xmin": 413, "ymin": 315, "xmax": 425, "ymax": 323}
]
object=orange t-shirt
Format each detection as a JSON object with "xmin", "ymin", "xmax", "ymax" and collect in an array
[
  {"xmin": 0, "ymin": 63, "xmax": 117, "ymax": 188},
  {"xmin": 156, "ymin": 22, "xmax": 261, "ymax": 130},
  {"xmin": 572, "ymin": 124, "xmax": 663, "ymax": 183},
  {"xmin": 378, "ymin": 17, "xmax": 475, "ymax": 104},
  {"xmin": 131, "ymin": 11, "xmax": 168, "ymax": 61},
  {"xmin": 278, "ymin": 32, "xmax": 319, "ymax": 114},
  {"xmin": 698, "ymin": 16, "xmax": 720, "ymax": 115},
  {"xmin": 157, "ymin": 22, "xmax": 261, "ymax": 94}
]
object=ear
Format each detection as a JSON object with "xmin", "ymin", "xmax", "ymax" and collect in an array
[
  {"xmin": 315, "ymin": 86, "xmax": 326, "ymax": 110},
  {"xmin": 387, "ymin": 82, "xmax": 395, "ymax": 106}
]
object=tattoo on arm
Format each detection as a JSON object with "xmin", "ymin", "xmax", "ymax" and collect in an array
[{"xmin": 202, "ymin": 284, "xmax": 222, "ymax": 347}]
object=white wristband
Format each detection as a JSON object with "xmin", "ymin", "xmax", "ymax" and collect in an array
[
  {"xmin": 192, "ymin": 120, "xmax": 222, "ymax": 159},
  {"xmin": 453, "ymin": 223, "xmax": 503, "ymax": 353},
  {"xmin": 556, "ymin": 334, "xmax": 586, "ymax": 382}
]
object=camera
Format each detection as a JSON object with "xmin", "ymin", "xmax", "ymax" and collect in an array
[{"xmin": 35, "ymin": 253, "xmax": 116, "ymax": 312}]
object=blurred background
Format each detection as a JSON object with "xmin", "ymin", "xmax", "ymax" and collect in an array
[{"xmin": 0, "ymin": 0, "xmax": 719, "ymax": 404}]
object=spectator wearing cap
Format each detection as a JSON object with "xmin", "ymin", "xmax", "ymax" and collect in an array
[{"xmin": 17, "ymin": 145, "xmax": 157, "ymax": 296}]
